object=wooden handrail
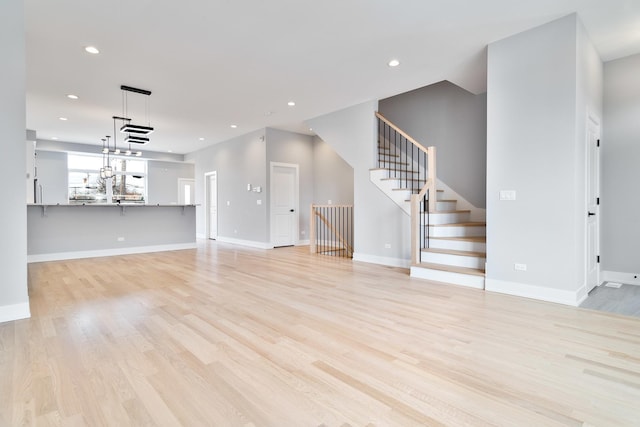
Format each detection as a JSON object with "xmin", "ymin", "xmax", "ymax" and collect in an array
[{"xmin": 375, "ymin": 112, "xmax": 429, "ymax": 155}]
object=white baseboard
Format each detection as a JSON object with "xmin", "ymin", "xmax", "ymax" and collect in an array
[
  {"xmin": 352, "ymin": 252, "xmax": 410, "ymax": 268},
  {"xmin": 296, "ymin": 240, "xmax": 310, "ymax": 246},
  {"xmin": 27, "ymin": 242, "xmax": 197, "ymax": 263},
  {"xmin": 485, "ymin": 278, "xmax": 587, "ymax": 306},
  {"xmin": 601, "ymin": 270, "xmax": 640, "ymax": 286},
  {"xmin": 216, "ymin": 236, "xmax": 273, "ymax": 250},
  {"xmin": 196, "ymin": 233, "xmax": 206, "ymax": 239},
  {"xmin": 0, "ymin": 302, "xmax": 31, "ymax": 323}
]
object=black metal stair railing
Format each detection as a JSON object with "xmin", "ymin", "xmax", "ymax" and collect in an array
[
  {"xmin": 376, "ymin": 113, "xmax": 427, "ymax": 193},
  {"xmin": 310, "ymin": 204, "xmax": 354, "ymax": 258}
]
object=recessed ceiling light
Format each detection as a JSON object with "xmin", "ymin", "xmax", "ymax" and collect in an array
[
  {"xmin": 85, "ymin": 46, "xmax": 100, "ymax": 54},
  {"xmin": 230, "ymin": 124, "xmax": 238, "ymax": 128},
  {"xmin": 287, "ymin": 101, "xmax": 296, "ymax": 107},
  {"xmin": 59, "ymin": 117, "xmax": 68, "ymax": 121},
  {"xmin": 199, "ymin": 137, "xmax": 205, "ymax": 141},
  {"xmin": 51, "ymin": 137, "xmax": 58, "ymax": 140},
  {"xmin": 168, "ymin": 150, "xmax": 173, "ymax": 153},
  {"xmin": 67, "ymin": 94, "xmax": 78, "ymax": 100},
  {"xmin": 388, "ymin": 59, "xmax": 400, "ymax": 67}
]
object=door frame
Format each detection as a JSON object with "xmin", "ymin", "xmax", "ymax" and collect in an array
[
  {"xmin": 270, "ymin": 162, "xmax": 299, "ymax": 247},
  {"xmin": 204, "ymin": 171, "xmax": 217, "ymax": 240},
  {"xmin": 177, "ymin": 178, "xmax": 195, "ymax": 205},
  {"xmin": 585, "ymin": 113, "xmax": 601, "ymax": 292}
]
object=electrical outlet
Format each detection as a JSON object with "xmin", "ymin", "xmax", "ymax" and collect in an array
[
  {"xmin": 257, "ymin": 199, "xmax": 262, "ymax": 205},
  {"xmin": 301, "ymin": 230, "xmax": 306, "ymax": 236},
  {"xmin": 384, "ymin": 243, "xmax": 391, "ymax": 249},
  {"xmin": 227, "ymin": 201, "xmax": 230, "ymax": 206},
  {"xmin": 514, "ymin": 263, "xmax": 527, "ymax": 271},
  {"xmin": 117, "ymin": 236, "xmax": 125, "ymax": 242}
]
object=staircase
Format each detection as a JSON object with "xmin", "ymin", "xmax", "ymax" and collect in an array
[{"xmin": 371, "ymin": 112, "xmax": 486, "ymax": 289}]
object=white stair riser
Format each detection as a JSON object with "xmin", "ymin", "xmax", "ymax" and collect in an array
[
  {"xmin": 410, "ymin": 266, "xmax": 485, "ymax": 289},
  {"xmin": 421, "ymin": 252, "xmax": 485, "ymax": 269},
  {"xmin": 436, "ymin": 201, "xmax": 457, "ymax": 210},
  {"xmin": 428, "ymin": 225, "xmax": 486, "ymax": 238},
  {"xmin": 424, "ymin": 212, "xmax": 470, "ymax": 224},
  {"xmin": 428, "ymin": 239, "xmax": 486, "ymax": 252}
]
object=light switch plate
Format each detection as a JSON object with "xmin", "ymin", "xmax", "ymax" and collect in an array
[{"xmin": 500, "ymin": 190, "xmax": 516, "ymax": 201}]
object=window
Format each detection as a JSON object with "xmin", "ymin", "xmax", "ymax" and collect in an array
[{"xmin": 68, "ymin": 154, "xmax": 147, "ymax": 204}]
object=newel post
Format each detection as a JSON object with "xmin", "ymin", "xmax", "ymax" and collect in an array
[
  {"xmin": 428, "ymin": 146, "xmax": 437, "ymax": 212},
  {"xmin": 411, "ymin": 194, "xmax": 420, "ymax": 265}
]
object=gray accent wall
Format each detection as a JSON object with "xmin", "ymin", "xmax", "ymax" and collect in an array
[
  {"xmin": 486, "ymin": 14, "xmax": 603, "ymax": 304},
  {"xmin": 147, "ymin": 160, "xmax": 195, "ymax": 205},
  {"xmin": 313, "ymin": 136, "xmax": 354, "ymax": 205},
  {"xmin": 36, "ymin": 150, "xmax": 68, "ymax": 204},
  {"xmin": 308, "ymin": 101, "xmax": 412, "ymax": 265},
  {"xmin": 187, "ymin": 127, "xmax": 354, "ymax": 245},
  {"xmin": 0, "ymin": 0, "xmax": 29, "ymax": 320},
  {"xmin": 602, "ymin": 53, "xmax": 640, "ymax": 276},
  {"xmin": 265, "ymin": 128, "xmax": 315, "ymax": 242},
  {"xmin": 186, "ymin": 130, "xmax": 269, "ymax": 243},
  {"xmin": 379, "ymin": 81, "xmax": 487, "ymax": 208}
]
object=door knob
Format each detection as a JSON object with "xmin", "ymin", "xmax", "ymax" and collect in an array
[
  {"xmin": 290, "ymin": 209, "xmax": 295, "ymax": 212},
  {"xmin": 587, "ymin": 212, "xmax": 596, "ymax": 216}
]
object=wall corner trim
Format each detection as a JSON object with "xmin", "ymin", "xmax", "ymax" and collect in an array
[
  {"xmin": 485, "ymin": 278, "xmax": 587, "ymax": 306},
  {"xmin": 0, "ymin": 302, "xmax": 31, "ymax": 324},
  {"xmin": 352, "ymin": 252, "xmax": 410, "ymax": 269}
]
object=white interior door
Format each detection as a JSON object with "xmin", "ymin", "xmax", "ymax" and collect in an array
[
  {"xmin": 271, "ymin": 163, "xmax": 298, "ymax": 247},
  {"xmin": 207, "ymin": 172, "xmax": 217, "ymax": 240},
  {"xmin": 178, "ymin": 178, "xmax": 195, "ymax": 205},
  {"xmin": 586, "ymin": 117, "xmax": 600, "ymax": 292}
]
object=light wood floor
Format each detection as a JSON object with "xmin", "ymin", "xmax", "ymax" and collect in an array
[{"xmin": 2, "ymin": 241, "xmax": 640, "ymax": 426}]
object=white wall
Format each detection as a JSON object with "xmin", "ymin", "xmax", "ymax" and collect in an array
[
  {"xmin": 0, "ymin": 0, "xmax": 29, "ymax": 322},
  {"xmin": 602, "ymin": 53, "xmax": 640, "ymax": 281},
  {"xmin": 308, "ymin": 101, "xmax": 412, "ymax": 267},
  {"xmin": 378, "ymin": 81, "xmax": 487, "ymax": 208},
  {"xmin": 486, "ymin": 14, "xmax": 602, "ymax": 305}
]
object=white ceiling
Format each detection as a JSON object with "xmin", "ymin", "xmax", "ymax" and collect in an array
[{"xmin": 26, "ymin": 0, "xmax": 640, "ymax": 155}]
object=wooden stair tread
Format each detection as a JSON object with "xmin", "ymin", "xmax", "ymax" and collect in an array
[
  {"xmin": 429, "ymin": 221, "xmax": 486, "ymax": 227},
  {"xmin": 421, "ymin": 248, "xmax": 486, "ymax": 257},
  {"xmin": 423, "ymin": 210, "xmax": 471, "ymax": 214},
  {"xmin": 413, "ymin": 262, "xmax": 486, "ymax": 276},
  {"xmin": 430, "ymin": 236, "xmax": 486, "ymax": 243}
]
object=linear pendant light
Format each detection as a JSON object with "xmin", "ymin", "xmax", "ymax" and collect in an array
[{"xmin": 119, "ymin": 85, "xmax": 154, "ymax": 135}]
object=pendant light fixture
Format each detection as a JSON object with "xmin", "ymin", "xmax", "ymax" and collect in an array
[
  {"xmin": 99, "ymin": 85, "xmax": 153, "ymax": 158},
  {"xmin": 103, "ymin": 136, "xmax": 113, "ymax": 178},
  {"xmin": 120, "ymin": 85, "xmax": 153, "ymax": 135}
]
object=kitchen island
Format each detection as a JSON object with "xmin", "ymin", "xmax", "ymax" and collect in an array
[{"xmin": 27, "ymin": 204, "xmax": 196, "ymax": 262}]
